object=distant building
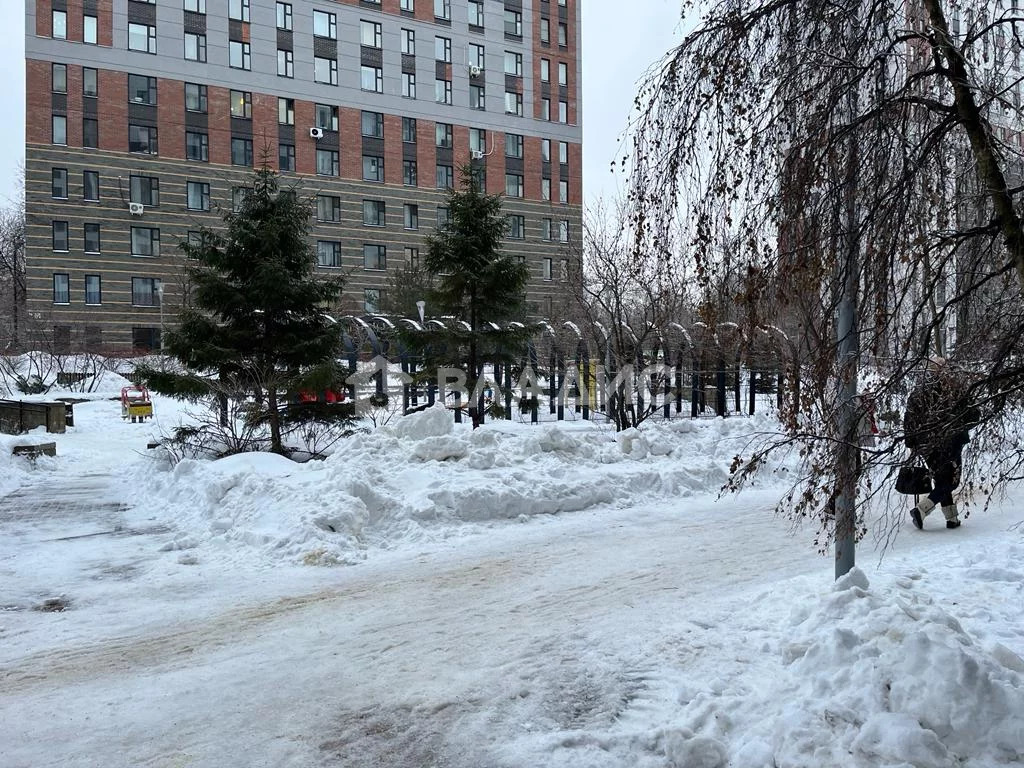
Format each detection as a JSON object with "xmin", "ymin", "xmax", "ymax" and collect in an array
[{"xmin": 23, "ymin": 0, "xmax": 582, "ymax": 352}]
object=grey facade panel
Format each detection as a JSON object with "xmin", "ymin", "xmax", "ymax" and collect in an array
[
  {"xmin": 362, "ymin": 136, "xmax": 385, "ymax": 156},
  {"xmin": 230, "ymin": 117, "xmax": 253, "ymax": 138},
  {"xmin": 52, "ymin": 93, "xmax": 67, "ymax": 113},
  {"xmin": 184, "ymin": 111, "xmax": 208, "ymax": 130},
  {"xmin": 128, "ymin": 103, "xmax": 158, "ymax": 124}
]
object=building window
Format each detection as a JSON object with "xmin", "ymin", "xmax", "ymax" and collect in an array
[
  {"xmin": 317, "ymin": 195, "xmax": 341, "ymax": 222},
  {"xmin": 559, "ymin": 179, "xmax": 569, "ymax": 203},
  {"xmin": 315, "ymin": 104, "xmax": 339, "ymax": 131},
  {"xmin": 129, "ymin": 125, "xmax": 158, "ymax": 154},
  {"xmin": 185, "ymin": 83, "xmax": 207, "ymax": 112},
  {"xmin": 470, "ymin": 84, "xmax": 486, "ymax": 110},
  {"xmin": 132, "ymin": 277, "xmax": 162, "ymax": 307},
  {"xmin": 436, "ymin": 164, "xmax": 454, "ymax": 189},
  {"xmin": 469, "ymin": 43, "xmax": 485, "ymax": 69},
  {"xmin": 52, "ymin": 168, "xmax": 68, "ymax": 198},
  {"xmin": 316, "ymin": 57, "xmax": 339, "ymax": 85},
  {"xmin": 360, "ymin": 20, "xmax": 382, "ymax": 48},
  {"xmin": 505, "ymin": 173, "xmax": 523, "ymax": 198},
  {"xmin": 278, "ymin": 144, "xmax": 295, "ymax": 171},
  {"xmin": 435, "ymin": 78, "xmax": 452, "ymax": 103},
  {"xmin": 229, "ymin": 0, "xmax": 250, "ymax": 21},
  {"xmin": 559, "ymin": 141, "xmax": 569, "ymax": 164},
  {"xmin": 186, "ymin": 131, "xmax": 209, "ymax": 161},
  {"xmin": 364, "ymin": 289, "xmax": 381, "ymax": 314},
  {"xmin": 129, "ymin": 23, "xmax": 157, "ymax": 53},
  {"xmin": 404, "ymin": 204, "xmax": 419, "ymax": 230},
  {"xmin": 363, "ymin": 244, "xmax": 387, "ymax": 270},
  {"xmin": 504, "ymin": 51, "xmax": 522, "ymax": 76},
  {"xmin": 83, "ymin": 68, "xmax": 98, "ymax": 97},
  {"xmin": 401, "ymin": 0, "xmax": 414, "ymax": 11},
  {"xmin": 83, "ymin": 119, "xmax": 98, "ymax": 148},
  {"xmin": 541, "ymin": 218, "xmax": 552, "ymax": 241},
  {"xmin": 437, "ymin": 207, "xmax": 450, "ymax": 227},
  {"xmin": 231, "ymin": 187, "xmax": 249, "ymax": 212},
  {"xmin": 317, "ymin": 149, "xmax": 339, "ymax": 176},
  {"xmin": 83, "ymin": 171, "xmax": 100, "ymax": 202},
  {"xmin": 185, "ymin": 32, "xmax": 207, "ymax": 61},
  {"xmin": 363, "ymin": 199, "xmax": 386, "ymax": 226},
  {"xmin": 405, "ymin": 246, "xmax": 419, "ymax": 267},
  {"xmin": 53, "ymin": 273, "xmax": 70, "ymax": 304},
  {"xmin": 403, "ymin": 160, "xmax": 418, "ymax": 186},
  {"xmin": 559, "ymin": 220, "xmax": 569, "ymax": 242},
  {"xmin": 504, "ymin": 9, "xmax": 521, "ymax": 36},
  {"xmin": 229, "ymin": 40, "xmax": 251, "ymax": 70},
  {"xmin": 128, "ymin": 74, "xmax": 157, "ymax": 105},
  {"xmin": 435, "ymin": 122, "xmax": 453, "ymax": 148},
  {"xmin": 435, "ymin": 36, "xmax": 451, "ymax": 62},
  {"xmin": 543, "ymin": 257, "xmax": 553, "ymax": 280},
  {"xmin": 401, "ymin": 28, "xmax": 415, "ymax": 55},
  {"xmin": 276, "ymin": 2, "xmax": 292, "ymax": 30},
  {"xmin": 361, "ymin": 110, "xmax": 384, "ymax": 138},
  {"xmin": 52, "ymin": 10, "xmax": 67, "ymax": 39},
  {"xmin": 52, "ymin": 221, "xmax": 69, "ymax": 251},
  {"xmin": 130, "ymin": 175, "xmax": 159, "ymax": 206},
  {"xmin": 83, "ymin": 14, "xmax": 97, "ymax": 44},
  {"xmin": 470, "ymin": 127, "xmax": 486, "ymax": 155},
  {"xmin": 52, "ymin": 115, "xmax": 67, "ymax": 145},
  {"xmin": 186, "ymin": 181, "xmax": 210, "ymax": 211},
  {"xmin": 558, "ymin": 22, "xmax": 568, "ymax": 47},
  {"xmin": 542, "ymin": 139, "xmax": 551, "ymax": 162},
  {"xmin": 402, "ymin": 72, "xmax": 416, "ymax": 98},
  {"xmin": 559, "ymin": 100, "xmax": 568, "ymax": 123},
  {"xmin": 83, "ymin": 223, "xmax": 101, "ymax": 254},
  {"xmin": 362, "ymin": 66, "xmax": 383, "ymax": 92},
  {"xmin": 541, "ymin": 97, "xmax": 551, "ymax": 120},
  {"xmin": 230, "ymin": 90, "xmax": 252, "ymax": 118},
  {"xmin": 558, "ymin": 61, "xmax": 569, "ymax": 86},
  {"xmin": 184, "ymin": 0, "xmax": 206, "ymax": 12},
  {"xmin": 402, "ymin": 117, "xmax": 417, "ymax": 143},
  {"xmin": 505, "ymin": 91, "xmax": 523, "ymax": 116},
  {"xmin": 506, "ymin": 133, "xmax": 523, "ymax": 158},
  {"xmin": 132, "ymin": 327, "xmax": 162, "ymax": 352},
  {"xmin": 52, "ymin": 63, "xmax": 66, "ymax": 93},
  {"xmin": 507, "ymin": 215, "xmax": 525, "ymax": 240},
  {"xmin": 540, "ymin": 58, "xmax": 550, "ymax": 82},
  {"xmin": 131, "ymin": 226, "xmax": 160, "ymax": 257},
  {"xmin": 277, "ymin": 49, "xmax": 294, "ymax": 77},
  {"xmin": 85, "ymin": 275, "xmax": 101, "ymax": 305},
  {"xmin": 363, "ymin": 156, "xmax": 384, "ymax": 182},
  {"xmin": 540, "ymin": 18, "xmax": 550, "ymax": 44},
  {"xmin": 434, "ymin": 0, "xmax": 451, "ymax": 21},
  {"xmin": 317, "ymin": 240, "xmax": 341, "ymax": 267},
  {"xmin": 542, "ymin": 177, "xmax": 551, "ymax": 201},
  {"xmin": 231, "ymin": 138, "xmax": 254, "ymax": 166},
  {"xmin": 314, "ymin": 10, "xmax": 337, "ymax": 39},
  {"xmin": 278, "ymin": 97, "xmax": 295, "ymax": 125},
  {"xmin": 468, "ymin": 0, "xmax": 483, "ymax": 27}
]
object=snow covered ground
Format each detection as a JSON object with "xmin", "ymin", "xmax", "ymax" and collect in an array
[{"xmin": 1, "ymin": 383, "xmax": 1022, "ymax": 767}]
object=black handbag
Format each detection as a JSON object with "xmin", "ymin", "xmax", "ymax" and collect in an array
[{"xmin": 896, "ymin": 463, "xmax": 932, "ymax": 495}]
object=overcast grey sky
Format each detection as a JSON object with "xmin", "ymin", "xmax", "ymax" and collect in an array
[{"xmin": 0, "ymin": 0, "xmax": 683, "ymax": 207}]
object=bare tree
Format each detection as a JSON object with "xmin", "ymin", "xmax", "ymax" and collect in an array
[
  {"xmin": 0, "ymin": 196, "xmax": 25, "ymax": 350},
  {"xmin": 565, "ymin": 198, "xmax": 695, "ymax": 429},
  {"xmin": 627, "ymin": 0, "xmax": 1024, "ymax": 553}
]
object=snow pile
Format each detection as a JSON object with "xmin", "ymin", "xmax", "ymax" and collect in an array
[
  {"xmin": 124, "ymin": 404, "xmax": 787, "ymax": 565},
  {"xmin": 667, "ymin": 567, "xmax": 1024, "ymax": 768}
]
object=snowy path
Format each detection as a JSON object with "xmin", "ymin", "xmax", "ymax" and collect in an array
[{"xmin": 3, "ymin": 480, "xmax": 1013, "ymax": 768}]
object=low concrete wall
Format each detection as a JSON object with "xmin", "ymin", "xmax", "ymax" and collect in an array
[{"xmin": 0, "ymin": 400, "xmax": 69, "ymax": 435}]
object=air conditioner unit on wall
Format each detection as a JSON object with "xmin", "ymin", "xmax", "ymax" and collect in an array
[
  {"xmin": 129, "ymin": 202, "xmax": 144, "ymax": 216},
  {"xmin": 469, "ymin": 65, "xmax": 482, "ymax": 77},
  {"xmin": 471, "ymin": 150, "xmax": 484, "ymax": 160},
  {"xmin": 310, "ymin": 127, "xmax": 324, "ymax": 139}
]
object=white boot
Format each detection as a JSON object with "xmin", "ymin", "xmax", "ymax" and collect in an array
[
  {"xmin": 942, "ymin": 503, "xmax": 961, "ymax": 529},
  {"xmin": 910, "ymin": 497, "xmax": 936, "ymax": 530}
]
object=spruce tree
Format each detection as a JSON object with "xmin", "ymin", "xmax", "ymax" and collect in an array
[
  {"xmin": 139, "ymin": 166, "xmax": 344, "ymax": 454},
  {"xmin": 415, "ymin": 167, "xmax": 532, "ymax": 427}
]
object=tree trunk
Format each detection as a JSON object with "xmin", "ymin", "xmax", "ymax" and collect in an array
[
  {"xmin": 268, "ymin": 387, "xmax": 282, "ymax": 453},
  {"xmin": 924, "ymin": 0, "xmax": 1024, "ymax": 294}
]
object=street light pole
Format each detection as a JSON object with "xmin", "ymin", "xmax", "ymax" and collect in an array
[{"xmin": 156, "ymin": 282, "xmax": 165, "ymax": 352}]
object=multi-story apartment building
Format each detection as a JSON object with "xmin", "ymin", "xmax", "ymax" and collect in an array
[{"xmin": 23, "ymin": 0, "xmax": 582, "ymax": 352}]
